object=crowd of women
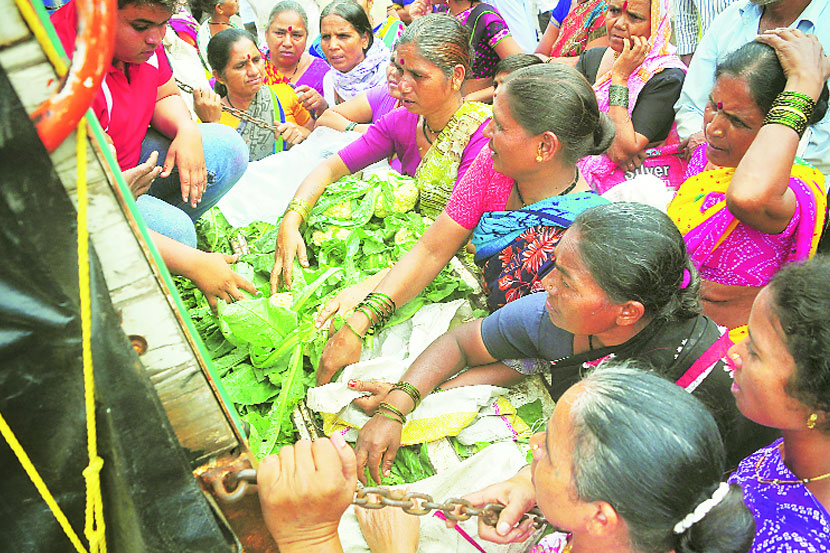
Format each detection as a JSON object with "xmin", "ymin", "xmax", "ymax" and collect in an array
[{"xmin": 126, "ymin": 0, "xmax": 830, "ymax": 551}]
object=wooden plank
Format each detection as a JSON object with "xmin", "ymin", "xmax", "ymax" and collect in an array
[
  {"xmin": 0, "ymin": 30, "xmax": 242, "ymax": 464},
  {"xmin": 0, "ymin": 3, "xmax": 30, "ymax": 47}
]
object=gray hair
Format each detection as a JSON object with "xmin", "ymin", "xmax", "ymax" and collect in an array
[
  {"xmin": 572, "ymin": 202, "xmax": 701, "ymax": 322},
  {"xmin": 501, "ymin": 64, "xmax": 615, "ymax": 164},
  {"xmin": 395, "ymin": 14, "xmax": 472, "ymax": 78},
  {"xmin": 267, "ymin": 0, "xmax": 309, "ymax": 32},
  {"xmin": 569, "ymin": 363, "xmax": 754, "ymax": 553}
]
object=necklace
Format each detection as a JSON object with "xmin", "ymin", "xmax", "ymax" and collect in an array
[
  {"xmin": 588, "ymin": 335, "xmax": 595, "ymax": 351},
  {"xmin": 754, "ymin": 443, "xmax": 830, "ymax": 485},
  {"xmin": 514, "ymin": 167, "xmax": 580, "ymax": 207},
  {"xmin": 422, "ymin": 117, "xmax": 444, "ymax": 145},
  {"xmin": 208, "ymin": 20, "xmax": 232, "ymax": 25}
]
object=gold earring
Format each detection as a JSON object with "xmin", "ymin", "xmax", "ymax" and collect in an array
[
  {"xmin": 807, "ymin": 413, "xmax": 818, "ymax": 429},
  {"xmin": 536, "ymin": 145, "xmax": 544, "ymax": 163},
  {"xmin": 452, "ymin": 83, "xmax": 459, "ymax": 91}
]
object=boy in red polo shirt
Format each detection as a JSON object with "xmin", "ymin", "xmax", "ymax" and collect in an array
[{"xmin": 52, "ymin": 0, "xmax": 256, "ymax": 309}]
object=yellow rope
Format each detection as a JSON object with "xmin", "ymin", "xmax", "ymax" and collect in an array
[
  {"xmin": 3, "ymin": 2, "xmax": 106, "ymax": 550},
  {"xmin": 0, "ymin": 413, "xmax": 88, "ymax": 553},
  {"xmin": 77, "ymin": 122, "xmax": 107, "ymax": 553}
]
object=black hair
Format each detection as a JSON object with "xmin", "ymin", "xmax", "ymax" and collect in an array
[
  {"xmin": 572, "ymin": 363, "xmax": 756, "ymax": 553},
  {"xmin": 716, "ymin": 40, "xmax": 829, "ymax": 124},
  {"xmin": 320, "ymin": 0, "xmax": 374, "ymax": 54},
  {"xmin": 494, "ymin": 53, "xmax": 544, "ymax": 76},
  {"xmin": 207, "ymin": 28, "xmax": 258, "ymax": 97},
  {"xmin": 396, "ymin": 14, "xmax": 472, "ymax": 78},
  {"xmin": 267, "ymin": 0, "xmax": 310, "ymax": 32},
  {"xmin": 768, "ymin": 256, "xmax": 830, "ymax": 433},
  {"xmin": 501, "ymin": 64, "xmax": 615, "ymax": 164},
  {"xmin": 118, "ymin": 0, "xmax": 177, "ymax": 11},
  {"xmin": 572, "ymin": 202, "xmax": 701, "ymax": 322}
]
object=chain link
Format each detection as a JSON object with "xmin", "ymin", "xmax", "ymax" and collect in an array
[
  {"xmin": 176, "ymin": 79, "xmax": 281, "ymax": 133},
  {"xmin": 222, "ymin": 470, "xmax": 547, "ymax": 529}
]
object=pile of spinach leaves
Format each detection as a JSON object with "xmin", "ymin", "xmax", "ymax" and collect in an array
[{"xmin": 176, "ymin": 181, "xmax": 473, "ymax": 477}]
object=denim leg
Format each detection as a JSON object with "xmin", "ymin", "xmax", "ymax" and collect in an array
[
  {"xmin": 136, "ymin": 194, "xmax": 198, "ymax": 248},
  {"xmin": 141, "ymin": 123, "xmax": 248, "ymax": 221}
]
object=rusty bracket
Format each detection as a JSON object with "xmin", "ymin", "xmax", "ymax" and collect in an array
[{"xmin": 195, "ymin": 452, "xmax": 278, "ymax": 553}]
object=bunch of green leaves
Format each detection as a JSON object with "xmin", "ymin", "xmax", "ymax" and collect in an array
[
  {"xmin": 363, "ymin": 443, "xmax": 436, "ymax": 486},
  {"xmin": 176, "ymin": 170, "xmax": 473, "ymax": 461}
]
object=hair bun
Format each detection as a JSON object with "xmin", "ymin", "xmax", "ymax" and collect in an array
[{"xmin": 589, "ymin": 113, "xmax": 616, "ymax": 156}]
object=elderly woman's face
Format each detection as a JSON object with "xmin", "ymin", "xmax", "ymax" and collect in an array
[
  {"xmin": 531, "ymin": 383, "xmax": 602, "ymax": 539},
  {"xmin": 728, "ymin": 287, "xmax": 811, "ymax": 431},
  {"xmin": 482, "ymin": 91, "xmax": 540, "ymax": 178},
  {"xmin": 320, "ymin": 14, "xmax": 369, "ymax": 73},
  {"xmin": 605, "ymin": 0, "xmax": 651, "ymax": 52},
  {"xmin": 703, "ymin": 74, "xmax": 764, "ymax": 168},
  {"xmin": 266, "ymin": 11, "xmax": 308, "ymax": 66},
  {"xmin": 539, "ymin": 229, "xmax": 622, "ymax": 337}
]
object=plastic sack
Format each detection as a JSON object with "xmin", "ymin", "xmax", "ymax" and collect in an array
[
  {"xmin": 306, "ymin": 300, "xmax": 529, "ymax": 444},
  {"xmin": 217, "ymin": 127, "xmax": 391, "ymax": 227},
  {"xmin": 594, "ymin": 143, "xmax": 689, "ymax": 195},
  {"xmin": 337, "ymin": 442, "xmax": 532, "ymax": 553}
]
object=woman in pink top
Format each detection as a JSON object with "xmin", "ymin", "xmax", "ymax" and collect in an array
[
  {"xmin": 667, "ymin": 33, "xmax": 828, "ymax": 328},
  {"xmin": 313, "ymin": 63, "xmax": 616, "ymax": 385}
]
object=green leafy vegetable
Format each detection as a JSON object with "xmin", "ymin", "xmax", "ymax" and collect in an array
[{"xmin": 177, "ymin": 169, "xmax": 474, "ymax": 461}]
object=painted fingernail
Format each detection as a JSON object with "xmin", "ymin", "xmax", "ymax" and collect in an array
[
  {"xmin": 348, "ymin": 379, "xmax": 357, "ymax": 388},
  {"xmin": 383, "ymin": 468, "xmax": 390, "ymax": 476}
]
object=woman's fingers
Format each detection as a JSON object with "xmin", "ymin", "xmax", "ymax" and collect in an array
[{"xmin": 315, "ymin": 299, "xmax": 340, "ymax": 328}]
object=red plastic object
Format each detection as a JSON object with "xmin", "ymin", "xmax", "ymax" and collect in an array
[{"xmin": 31, "ymin": 0, "xmax": 116, "ymax": 152}]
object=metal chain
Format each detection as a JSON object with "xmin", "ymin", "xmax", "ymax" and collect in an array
[
  {"xmin": 222, "ymin": 469, "xmax": 548, "ymax": 529},
  {"xmin": 176, "ymin": 79, "xmax": 280, "ymax": 133}
]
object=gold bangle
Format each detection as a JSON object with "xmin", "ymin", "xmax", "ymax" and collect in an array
[
  {"xmin": 767, "ymin": 105, "xmax": 809, "ymax": 123},
  {"xmin": 285, "ymin": 198, "xmax": 311, "ymax": 223}
]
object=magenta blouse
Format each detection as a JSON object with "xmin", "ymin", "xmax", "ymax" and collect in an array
[{"xmin": 338, "ymin": 106, "xmax": 488, "ymax": 180}]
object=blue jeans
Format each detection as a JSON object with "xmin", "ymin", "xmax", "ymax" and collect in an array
[{"xmin": 136, "ymin": 123, "xmax": 248, "ymax": 247}]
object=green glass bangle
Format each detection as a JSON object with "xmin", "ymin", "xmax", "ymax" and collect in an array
[
  {"xmin": 367, "ymin": 291, "xmax": 397, "ymax": 311},
  {"xmin": 342, "ymin": 319, "xmax": 365, "ymax": 341},
  {"xmin": 377, "ymin": 402, "xmax": 407, "ymax": 425},
  {"xmin": 392, "ymin": 381, "xmax": 422, "ymax": 407},
  {"xmin": 378, "ymin": 401, "xmax": 407, "ymax": 419},
  {"xmin": 345, "ymin": 121, "xmax": 358, "ymax": 132},
  {"xmin": 355, "ymin": 306, "xmax": 378, "ymax": 334},
  {"xmin": 763, "ymin": 112, "xmax": 808, "ymax": 137},
  {"xmin": 376, "ymin": 410, "xmax": 405, "ymax": 425}
]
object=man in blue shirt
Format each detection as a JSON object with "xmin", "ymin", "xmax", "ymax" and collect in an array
[{"xmin": 674, "ymin": 0, "xmax": 830, "ymax": 175}]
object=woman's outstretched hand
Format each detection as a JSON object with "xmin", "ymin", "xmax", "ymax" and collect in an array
[
  {"xmin": 349, "ymin": 379, "xmax": 393, "ymax": 414},
  {"xmin": 356, "ymin": 494, "xmax": 420, "ymax": 553},
  {"xmin": 354, "ymin": 412, "xmax": 404, "ymax": 485},
  {"xmin": 258, "ymin": 434, "xmax": 357, "ymax": 552},
  {"xmin": 271, "ymin": 211, "xmax": 308, "ymax": 293},
  {"xmin": 451, "ymin": 467, "xmax": 538, "ymax": 545},
  {"xmin": 317, "ymin": 325, "xmax": 363, "ymax": 385}
]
